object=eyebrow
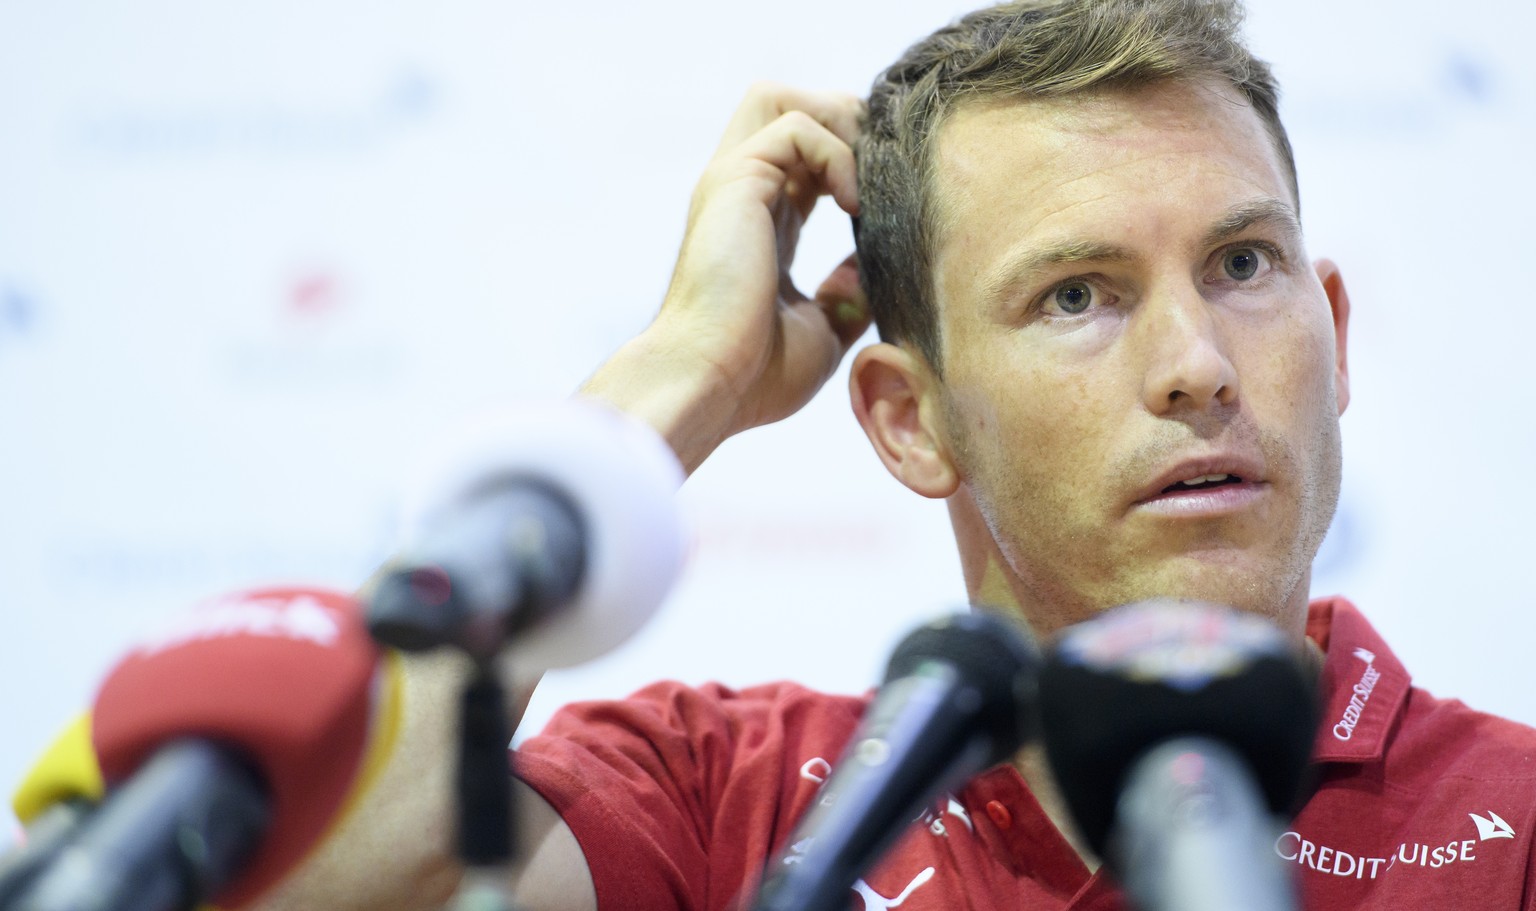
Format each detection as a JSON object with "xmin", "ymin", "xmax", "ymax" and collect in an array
[
  {"xmin": 1199, "ymin": 197, "xmax": 1304, "ymax": 251},
  {"xmin": 977, "ymin": 197, "xmax": 1304, "ymax": 308},
  {"xmin": 977, "ymin": 239, "xmax": 1135, "ymax": 308}
]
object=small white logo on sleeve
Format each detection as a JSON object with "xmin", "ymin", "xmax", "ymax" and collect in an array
[
  {"xmin": 1333, "ymin": 648, "xmax": 1382, "ymax": 741},
  {"xmin": 1469, "ymin": 811, "xmax": 1515, "ymax": 841}
]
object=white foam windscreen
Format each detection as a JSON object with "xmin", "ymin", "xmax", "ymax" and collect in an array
[{"xmin": 401, "ymin": 398, "xmax": 688, "ymax": 671}]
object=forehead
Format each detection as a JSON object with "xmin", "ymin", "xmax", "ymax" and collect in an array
[{"xmin": 928, "ymin": 80, "xmax": 1295, "ymax": 306}]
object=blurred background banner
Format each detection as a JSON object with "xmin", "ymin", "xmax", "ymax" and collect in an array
[{"xmin": 2, "ymin": 0, "xmax": 1533, "ymax": 829}]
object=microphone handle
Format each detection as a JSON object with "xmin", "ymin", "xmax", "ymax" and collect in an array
[
  {"xmin": 15, "ymin": 739, "xmax": 270, "ymax": 911},
  {"xmin": 0, "ymin": 801, "xmax": 93, "ymax": 908},
  {"xmin": 1113, "ymin": 736, "xmax": 1297, "ymax": 911}
]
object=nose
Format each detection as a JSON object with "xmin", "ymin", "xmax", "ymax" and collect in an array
[{"xmin": 1136, "ymin": 282, "xmax": 1239, "ymax": 415}]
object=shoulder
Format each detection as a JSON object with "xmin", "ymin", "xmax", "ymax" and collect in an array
[
  {"xmin": 512, "ymin": 681, "xmax": 872, "ymax": 911},
  {"xmin": 517, "ymin": 679, "xmax": 871, "ymax": 801},
  {"xmin": 1393, "ymin": 684, "xmax": 1536, "ymax": 785},
  {"xmin": 530, "ymin": 679, "xmax": 869, "ymax": 746}
]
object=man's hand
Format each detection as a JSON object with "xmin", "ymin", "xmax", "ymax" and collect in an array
[{"xmin": 581, "ymin": 84, "xmax": 870, "ymax": 474}]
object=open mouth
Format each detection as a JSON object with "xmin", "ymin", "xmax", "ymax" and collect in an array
[{"xmin": 1161, "ymin": 473, "xmax": 1243, "ymax": 494}]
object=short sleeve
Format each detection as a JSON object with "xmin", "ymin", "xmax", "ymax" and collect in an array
[{"xmin": 514, "ymin": 680, "xmax": 867, "ymax": 911}]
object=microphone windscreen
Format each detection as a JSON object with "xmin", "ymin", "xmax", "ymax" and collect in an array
[
  {"xmin": 401, "ymin": 398, "xmax": 687, "ymax": 670},
  {"xmin": 11, "ymin": 714, "xmax": 103, "ymax": 825},
  {"xmin": 1038, "ymin": 600, "xmax": 1317, "ymax": 859},
  {"xmin": 91, "ymin": 587, "xmax": 389, "ymax": 909}
]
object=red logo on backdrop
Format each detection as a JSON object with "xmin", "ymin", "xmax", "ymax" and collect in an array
[{"xmin": 286, "ymin": 271, "xmax": 342, "ymax": 319}]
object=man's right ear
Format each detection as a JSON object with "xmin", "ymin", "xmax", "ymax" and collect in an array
[{"xmin": 848, "ymin": 343, "xmax": 961, "ymax": 499}]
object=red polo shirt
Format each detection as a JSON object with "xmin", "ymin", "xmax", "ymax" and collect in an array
[{"xmin": 515, "ymin": 599, "xmax": 1536, "ymax": 909}]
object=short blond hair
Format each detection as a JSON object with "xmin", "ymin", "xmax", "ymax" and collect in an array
[{"xmin": 857, "ymin": 0, "xmax": 1296, "ymax": 371}]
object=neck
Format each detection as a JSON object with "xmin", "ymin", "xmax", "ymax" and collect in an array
[{"xmin": 1011, "ymin": 742, "xmax": 1102, "ymax": 872}]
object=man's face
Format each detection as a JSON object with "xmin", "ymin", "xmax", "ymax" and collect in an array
[{"xmin": 926, "ymin": 80, "xmax": 1349, "ymax": 637}]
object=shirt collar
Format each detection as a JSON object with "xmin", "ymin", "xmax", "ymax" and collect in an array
[{"xmin": 1305, "ymin": 596, "xmax": 1412, "ymax": 764}]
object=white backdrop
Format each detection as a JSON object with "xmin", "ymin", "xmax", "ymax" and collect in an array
[{"xmin": 2, "ymin": 0, "xmax": 1534, "ymax": 835}]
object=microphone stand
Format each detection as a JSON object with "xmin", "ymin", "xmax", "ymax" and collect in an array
[
  {"xmin": 448, "ymin": 663, "xmax": 523, "ymax": 911},
  {"xmin": 368, "ymin": 574, "xmax": 530, "ymax": 911},
  {"xmin": 366, "ymin": 476, "xmax": 589, "ymax": 911}
]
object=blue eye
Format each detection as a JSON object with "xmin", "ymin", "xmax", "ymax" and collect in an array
[
  {"xmin": 1054, "ymin": 281, "xmax": 1094, "ymax": 314},
  {"xmin": 1224, "ymin": 248, "xmax": 1261, "ymax": 280}
]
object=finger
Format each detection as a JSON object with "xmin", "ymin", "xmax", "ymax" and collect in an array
[
  {"xmin": 714, "ymin": 110, "xmax": 859, "ymax": 215},
  {"xmin": 782, "ymin": 161, "xmax": 820, "ymax": 222},
  {"xmin": 777, "ymin": 297, "xmax": 853, "ymax": 398},
  {"xmin": 715, "ymin": 83, "xmax": 864, "ymax": 156},
  {"xmin": 813, "ymin": 252, "xmax": 872, "ymax": 350}
]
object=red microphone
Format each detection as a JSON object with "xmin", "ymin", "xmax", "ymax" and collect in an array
[{"xmin": 14, "ymin": 586, "xmax": 401, "ymax": 911}]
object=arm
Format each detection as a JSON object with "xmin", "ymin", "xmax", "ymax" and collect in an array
[
  {"xmin": 253, "ymin": 652, "xmax": 593, "ymax": 911},
  {"xmin": 253, "ymin": 83, "xmax": 868, "ymax": 911},
  {"xmin": 581, "ymin": 82, "xmax": 869, "ymax": 473}
]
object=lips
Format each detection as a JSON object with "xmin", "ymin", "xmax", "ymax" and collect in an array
[
  {"xmin": 1136, "ymin": 455, "xmax": 1267, "ymax": 507},
  {"xmin": 1162, "ymin": 473, "xmax": 1241, "ymax": 493}
]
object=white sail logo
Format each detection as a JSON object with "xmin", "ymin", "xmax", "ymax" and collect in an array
[{"xmin": 1469, "ymin": 811, "xmax": 1515, "ymax": 841}]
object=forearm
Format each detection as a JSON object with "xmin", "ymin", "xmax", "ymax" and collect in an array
[
  {"xmin": 251, "ymin": 650, "xmax": 542, "ymax": 911},
  {"xmin": 577, "ymin": 325, "xmax": 740, "ymax": 477}
]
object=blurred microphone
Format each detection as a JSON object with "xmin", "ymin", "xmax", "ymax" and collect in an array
[
  {"xmin": 1038, "ymin": 600, "xmax": 1318, "ymax": 911},
  {"xmin": 750, "ymin": 611, "xmax": 1040, "ymax": 911},
  {"xmin": 6, "ymin": 587, "xmax": 400, "ymax": 911},
  {"xmin": 1, "ymin": 717, "xmax": 104, "ymax": 908},
  {"xmin": 0, "ymin": 802, "xmax": 94, "ymax": 911},
  {"xmin": 367, "ymin": 398, "xmax": 687, "ymax": 668}
]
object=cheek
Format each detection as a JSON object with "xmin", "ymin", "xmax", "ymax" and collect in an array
[
  {"xmin": 950, "ymin": 350, "xmax": 1119, "ymax": 494},
  {"xmin": 1234, "ymin": 304, "xmax": 1338, "ymax": 413},
  {"xmin": 1281, "ymin": 315, "xmax": 1342, "ymax": 418}
]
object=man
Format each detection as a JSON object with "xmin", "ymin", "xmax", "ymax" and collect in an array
[{"xmin": 261, "ymin": 1, "xmax": 1536, "ymax": 909}]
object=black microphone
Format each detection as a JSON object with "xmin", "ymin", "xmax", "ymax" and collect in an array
[
  {"xmin": 10, "ymin": 742, "xmax": 269, "ymax": 911},
  {"xmin": 363, "ymin": 401, "xmax": 687, "ymax": 903},
  {"xmin": 1038, "ymin": 600, "xmax": 1318, "ymax": 911},
  {"xmin": 0, "ymin": 802, "xmax": 94, "ymax": 909},
  {"xmin": 367, "ymin": 477, "xmax": 586, "ymax": 658},
  {"xmin": 750, "ymin": 610, "xmax": 1040, "ymax": 911},
  {"xmin": 4, "ymin": 587, "xmax": 389, "ymax": 911},
  {"xmin": 366, "ymin": 401, "xmax": 686, "ymax": 669}
]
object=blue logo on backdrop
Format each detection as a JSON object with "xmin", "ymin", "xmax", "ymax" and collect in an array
[
  {"xmin": 46, "ymin": 514, "xmax": 397, "ymax": 599},
  {"xmin": 1292, "ymin": 46, "xmax": 1507, "ymax": 136},
  {"xmin": 1443, "ymin": 50, "xmax": 1495, "ymax": 104},
  {"xmin": 1, "ymin": 284, "xmax": 38, "ymax": 344},
  {"xmin": 72, "ymin": 65, "xmax": 441, "ymax": 161}
]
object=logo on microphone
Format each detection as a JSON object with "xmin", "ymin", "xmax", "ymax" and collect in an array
[
  {"xmin": 1332, "ymin": 647, "xmax": 1382, "ymax": 741},
  {"xmin": 138, "ymin": 592, "xmax": 342, "ymax": 655},
  {"xmin": 1056, "ymin": 600, "xmax": 1287, "ymax": 692}
]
